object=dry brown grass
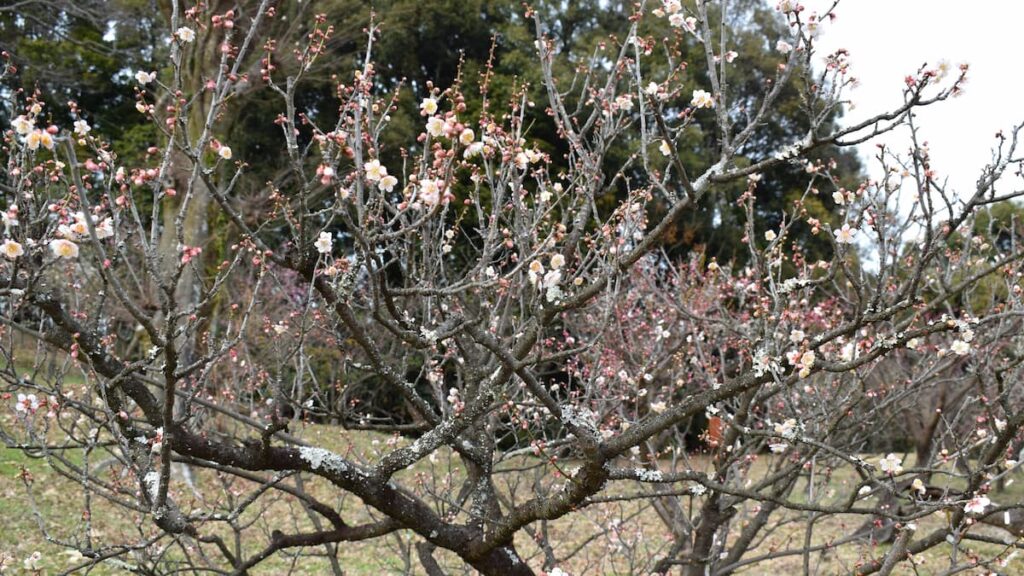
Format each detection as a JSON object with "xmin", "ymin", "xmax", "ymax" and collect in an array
[{"xmin": 2, "ymin": 416, "xmax": 1023, "ymax": 574}]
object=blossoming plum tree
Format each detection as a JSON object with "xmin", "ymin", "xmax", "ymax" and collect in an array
[{"xmin": 2, "ymin": 1, "xmax": 1024, "ymax": 574}]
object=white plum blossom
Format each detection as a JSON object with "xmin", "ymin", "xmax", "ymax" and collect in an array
[
  {"xmin": 135, "ymin": 70, "xmax": 156, "ymax": 84},
  {"xmin": 22, "ymin": 551, "xmax": 42, "ymax": 571},
  {"xmin": 96, "ymin": 218, "xmax": 114, "ymax": 239},
  {"xmin": 542, "ymin": 269, "xmax": 563, "ymax": 302},
  {"xmin": 426, "ymin": 116, "xmax": 445, "ymax": 138},
  {"xmin": 314, "ymin": 231, "xmax": 333, "ymax": 255},
  {"xmin": 378, "ymin": 174, "xmax": 399, "ymax": 193},
  {"xmin": 775, "ymin": 418, "xmax": 798, "ymax": 439},
  {"xmin": 175, "ymin": 27, "xmax": 196, "ymax": 43},
  {"xmin": 12, "ymin": 115, "xmax": 34, "ymax": 135},
  {"xmin": 418, "ymin": 179, "xmax": 441, "ymax": 207},
  {"xmin": 464, "ymin": 141, "xmax": 484, "ymax": 159},
  {"xmin": 840, "ymin": 341, "xmax": 857, "ymax": 362},
  {"xmin": 964, "ymin": 495, "xmax": 991, "ymax": 515},
  {"xmin": 363, "ymin": 159, "xmax": 387, "ymax": 182},
  {"xmin": 691, "ymin": 89, "xmax": 715, "ymax": 109},
  {"xmin": 752, "ymin": 351, "xmax": 779, "ymax": 377},
  {"xmin": 49, "ymin": 239, "xmax": 79, "ymax": 259},
  {"xmin": 910, "ymin": 478, "xmax": 926, "ymax": 496},
  {"xmin": 26, "ymin": 129, "xmax": 55, "ymax": 151},
  {"xmin": 61, "ymin": 212, "xmax": 90, "ymax": 238},
  {"xmin": 550, "ymin": 253, "xmax": 565, "ymax": 269},
  {"xmin": 659, "ymin": 140, "xmax": 672, "ymax": 157},
  {"xmin": 2, "ymin": 239, "xmax": 24, "ymax": 259},
  {"xmin": 218, "ymin": 146, "xmax": 233, "ymax": 160},
  {"xmin": 459, "ymin": 128, "xmax": 475, "ymax": 146},
  {"xmin": 950, "ymin": 340, "xmax": 970, "ymax": 356},
  {"xmin": 879, "ymin": 453, "xmax": 903, "ymax": 476},
  {"xmin": 832, "ymin": 190, "xmax": 846, "ymax": 205},
  {"xmin": 528, "ymin": 260, "xmax": 545, "ymax": 285},
  {"xmin": 776, "ymin": 40, "xmax": 793, "ymax": 54},
  {"xmin": 420, "ymin": 97, "xmax": 438, "ymax": 115},
  {"xmin": 73, "ymin": 119, "xmax": 91, "ymax": 137},
  {"xmin": 15, "ymin": 393, "xmax": 40, "ymax": 413},
  {"xmin": 834, "ymin": 224, "xmax": 856, "ymax": 244}
]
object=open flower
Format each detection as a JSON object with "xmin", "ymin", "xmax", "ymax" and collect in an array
[
  {"xmin": 12, "ymin": 115, "xmax": 34, "ymax": 135},
  {"xmin": 834, "ymin": 224, "xmax": 857, "ymax": 244},
  {"xmin": 176, "ymin": 27, "xmax": 196, "ymax": 43},
  {"xmin": 218, "ymin": 146, "xmax": 233, "ymax": 160},
  {"xmin": 459, "ymin": 128, "xmax": 475, "ymax": 146},
  {"xmin": 26, "ymin": 129, "xmax": 54, "ymax": 151},
  {"xmin": 314, "ymin": 231, "xmax": 333, "ymax": 254},
  {"xmin": 464, "ymin": 142, "xmax": 484, "ymax": 159},
  {"xmin": 15, "ymin": 393, "xmax": 40, "ymax": 413},
  {"xmin": 691, "ymin": 89, "xmax": 715, "ymax": 109},
  {"xmin": 95, "ymin": 218, "xmax": 114, "ymax": 240},
  {"xmin": 774, "ymin": 418, "xmax": 798, "ymax": 439},
  {"xmin": 49, "ymin": 238, "xmax": 80, "ymax": 259},
  {"xmin": 426, "ymin": 116, "xmax": 445, "ymax": 138},
  {"xmin": 2, "ymin": 207, "xmax": 18, "ymax": 231},
  {"xmin": 135, "ymin": 70, "xmax": 156, "ymax": 84},
  {"xmin": 73, "ymin": 120, "xmax": 91, "ymax": 137},
  {"xmin": 378, "ymin": 174, "xmax": 398, "ymax": 193},
  {"xmin": 363, "ymin": 160, "xmax": 387, "ymax": 182},
  {"xmin": 420, "ymin": 97, "xmax": 438, "ymax": 115},
  {"xmin": 911, "ymin": 478, "xmax": 926, "ymax": 496},
  {"xmin": 2, "ymin": 239, "xmax": 24, "ymax": 259},
  {"xmin": 418, "ymin": 179, "xmax": 441, "ymax": 207},
  {"xmin": 22, "ymin": 551, "xmax": 42, "ymax": 571},
  {"xmin": 879, "ymin": 453, "xmax": 903, "ymax": 476},
  {"xmin": 950, "ymin": 339, "xmax": 970, "ymax": 356},
  {"xmin": 964, "ymin": 495, "xmax": 991, "ymax": 515}
]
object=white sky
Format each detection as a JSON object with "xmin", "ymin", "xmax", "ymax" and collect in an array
[{"xmin": 806, "ymin": 0, "xmax": 1024, "ymax": 195}]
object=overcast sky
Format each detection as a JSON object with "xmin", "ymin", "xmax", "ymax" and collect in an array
[{"xmin": 805, "ymin": 0, "xmax": 1024, "ymax": 195}]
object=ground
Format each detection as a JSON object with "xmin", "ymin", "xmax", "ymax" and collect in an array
[{"xmin": 2, "ymin": 413, "xmax": 1023, "ymax": 575}]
